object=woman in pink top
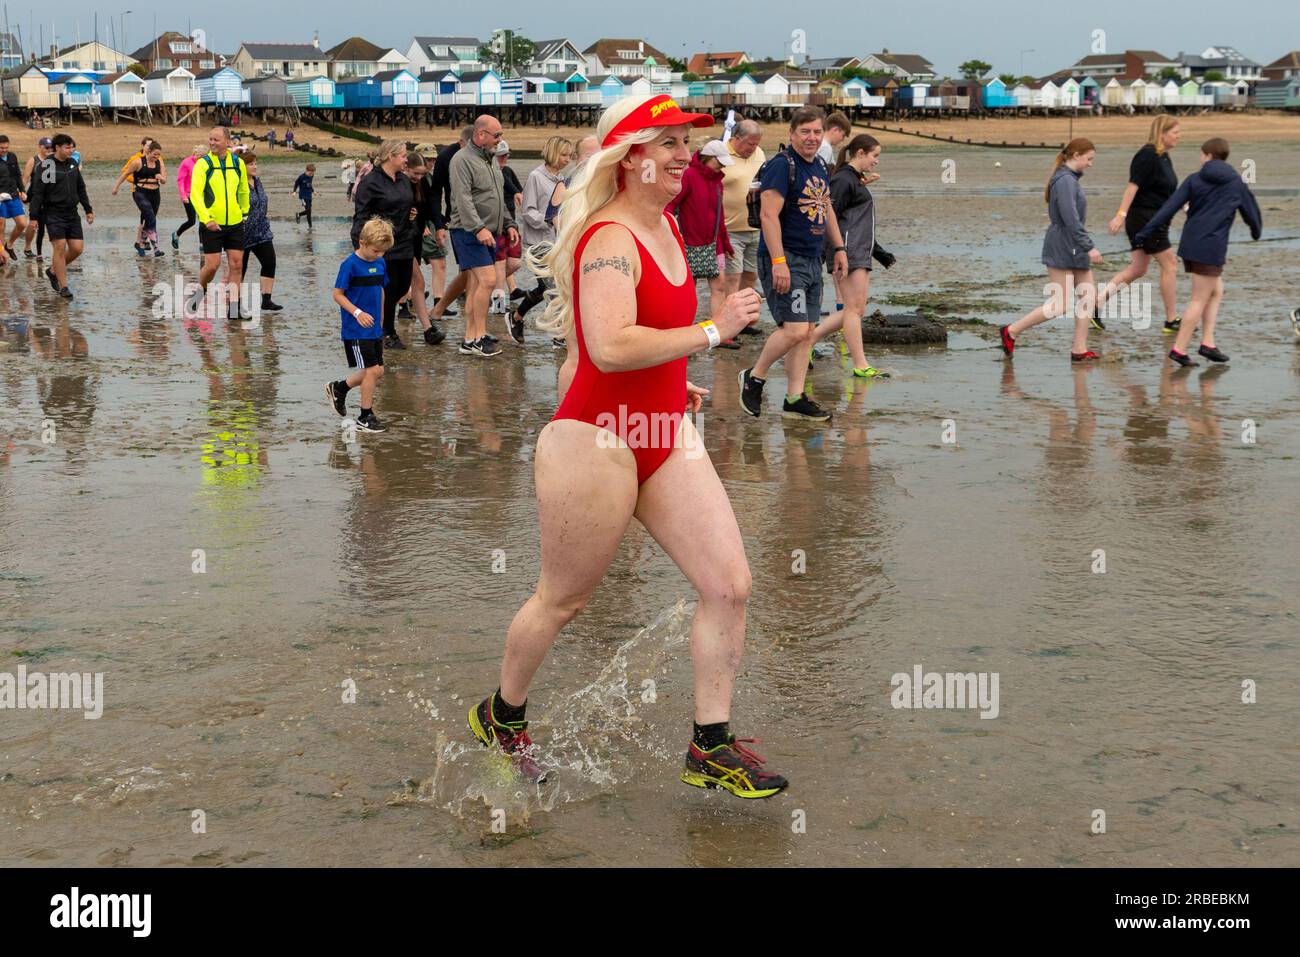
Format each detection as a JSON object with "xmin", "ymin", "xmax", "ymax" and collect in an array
[{"xmin": 171, "ymin": 146, "xmax": 203, "ymax": 250}]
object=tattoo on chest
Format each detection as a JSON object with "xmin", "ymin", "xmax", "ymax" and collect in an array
[{"xmin": 582, "ymin": 255, "xmax": 631, "ymax": 276}]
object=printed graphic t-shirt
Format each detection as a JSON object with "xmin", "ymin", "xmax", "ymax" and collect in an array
[
  {"xmin": 336, "ymin": 253, "xmax": 388, "ymax": 340},
  {"xmin": 757, "ymin": 149, "xmax": 831, "ymax": 259}
]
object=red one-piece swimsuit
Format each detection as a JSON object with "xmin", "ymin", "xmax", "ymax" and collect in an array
[{"xmin": 553, "ymin": 213, "xmax": 698, "ymax": 484}]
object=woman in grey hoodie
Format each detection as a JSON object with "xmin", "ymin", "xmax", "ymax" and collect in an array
[
  {"xmin": 509, "ymin": 136, "xmax": 573, "ymax": 343},
  {"xmin": 999, "ymin": 138, "xmax": 1104, "ymax": 362}
]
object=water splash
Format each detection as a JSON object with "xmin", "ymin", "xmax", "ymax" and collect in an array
[{"xmin": 404, "ymin": 599, "xmax": 695, "ymax": 824}]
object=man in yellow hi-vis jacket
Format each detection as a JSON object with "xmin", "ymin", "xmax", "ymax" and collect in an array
[{"xmin": 187, "ymin": 125, "xmax": 250, "ymax": 319}]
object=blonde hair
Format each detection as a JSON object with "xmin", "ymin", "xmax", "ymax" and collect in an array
[
  {"xmin": 359, "ymin": 216, "xmax": 395, "ymax": 251},
  {"xmin": 1147, "ymin": 114, "xmax": 1179, "ymax": 155},
  {"xmin": 375, "ymin": 139, "xmax": 407, "ymax": 166},
  {"xmin": 528, "ymin": 97, "xmax": 669, "ymax": 337},
  {"xmin": 541, "ymin": 135, "xmax": 573, "ymax": 169}
]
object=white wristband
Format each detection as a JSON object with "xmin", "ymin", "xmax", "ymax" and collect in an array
[
  {"xmin": 697, "ymin": 320, "xmax": 721, "ymax": 349},
  {"xmin": 353, "ymin": 307, "xmax": 362, "ymax": 318}
]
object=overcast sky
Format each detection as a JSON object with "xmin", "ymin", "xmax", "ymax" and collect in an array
[{"xmin": 8, "ymin": 2, "xmax": 1294, "ymax": 77}]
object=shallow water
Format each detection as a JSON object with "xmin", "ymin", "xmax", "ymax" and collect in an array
[{"xmin": 1, "ymin": 146, "xmax": 1298, "ymax": 867}]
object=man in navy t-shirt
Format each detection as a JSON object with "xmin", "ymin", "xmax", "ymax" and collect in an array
[
  {"xmin": 326, "ymin": 218, "xmax": 392, "ymax": 433},
  {"xmin": 740, "ymin": 107, "xmax": 848, "ymax": 423}
]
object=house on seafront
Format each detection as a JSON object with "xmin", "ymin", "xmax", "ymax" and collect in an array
[
  {"xmin": 130, "ymin": 31, "xmax": 217, "ymax": 75},
  {"xmin": 231, "ymin": 41, "xmax": 328, "ymax": 79},
  {"xmin": 1178, "ymin": 46, "xmax": 1262, "ymax": 83},
  {"xmin": 860, "ymin": 51, "xmax": 936, "ymax": 81},
  {"xmin": 406, "ymin": 36, "xmax": 482, "ymax": 75},
  {"xmin": 583, "ymin": 38, "xmax": 671, "ymax": 82},
  {"xmin": 325, "ymin": 36, "xmax": 409, "ymax": 80}
]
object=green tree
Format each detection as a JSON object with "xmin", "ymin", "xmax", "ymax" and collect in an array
[
  {"xmin": 959, "ymin": 59, "xmax": 992, "ymax": 79},
  {"xmin": 478, "ymin": 33, "xmax": 535, "ymax": 78},
  {"xmin": 682, "ymin": 71, "xmax": 700, "ymax": 81},
  {"xmin": 1204, "ymin": 70, "xmax": 1225, "ymax": 82},
  {"xmin": 667, "ymin": 56, "xmax": 686, "ymax": 72},
  {"xmin": 998, "ymin": 73, "xmax": 1017, "ymax": 86}
]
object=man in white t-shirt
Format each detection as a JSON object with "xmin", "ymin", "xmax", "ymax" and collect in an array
[{"xmin": 816, "ymin": 111, "xmax": 851, "ymax": 167}]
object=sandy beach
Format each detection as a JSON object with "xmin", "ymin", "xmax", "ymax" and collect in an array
[{"xmin": 4, "ymin": 111, "xmax": 1299, "ymax": 167}]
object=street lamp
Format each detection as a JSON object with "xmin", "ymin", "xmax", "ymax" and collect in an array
[
  {"xmin": 1019, "ymin": 48, "xmax": 1034, "ymax": 80},
  {"xmin": 121, "ymin": 10, "xmax": 131, "ymax": 59}
]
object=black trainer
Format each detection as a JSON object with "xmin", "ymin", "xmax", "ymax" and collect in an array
[
  {"xmin": 738, "ymin": 367, "xmax": 764, "ymax": 417},
  {"xmin": 477, "ymin": 336, "xmax": 502, "ymax": 357},
  {"xmin": 1163, "ymin": 317, "xmax": 1182, "ymax": 335},
  {"xmin": 423, "ymin": 325, "xmax": 445, "ymax": 345},
  {"xmin": 509, "ymin": 311, "xmax": 525, "ymax": 344},
  {"xmin": 45, "ymin": 267, "xmax": 59, "ymax": 292},
  {"xmin": 58, "ymin": 286, "xmax": 74, "ymax": 300},
  {"xmin": 1198, "ymin": 344, "xmax": 1229, "ymax": 363},
  {"xmin": 384, "ymin": 333, "xmax": 406, "ymax": 350},
  {"xmin": 782, "ymin": 395, "xmax": 832, "ymax": 421},
  {"xmin": 1168, "ymin": 349, "xmax": 1199, "ymax": 368},
  {"xmin": 397, "ymin": 301, "xmax": 414, "ymax": 319},
  {"xmin": 24, "ymin": 249, "xmax": 35, "ymax": 259},
  {"xmin": 326, "ymin": 381, "xmax": 347, "ymax": 416},
  {"xmin": 356, "ymin": 411, "xmax": 387, "ymax": 433},
  {"xmin": 1090, "ymin": 308, "xmax": 1106, "ymax": 332}
]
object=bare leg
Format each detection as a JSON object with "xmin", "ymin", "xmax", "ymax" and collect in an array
[
  {"xmin": 1199, "ymin": 277, "xmax": 1225, "ymax": 348},
  {"xmin": 498, "ymin": 421, "xmax": 639, "ymax": 703},
  {"xmin": 707, "ymin": 273, "xmax": 726, "ymax": 323},
  {"xmin": 1008, "ymin": 267, "xmax": 1073, "ymax": 338},
  {"xmin": 429, "ymin": 258, "xmax": 446, "ymax": 299},
  {"xmin": 634, "ymin": 420, "xmax": 752, "ymax": 724},
  {"xmin": 1154, "ymin": 249, "xmax": 1178, "ymax": 324},
  {"xmin": 1070, "ymin": 269, "xmax": 1096, "ymax": 354},
  {"xmin": 431, "ymin": 269, "xmax": 468, "ymax": 320},
  {"xmin": 1096, "ymin": 250, "xmax": 1149, "ymax": 312},
  {"xmin": 1174, "ymin": 274, "xmax": 1216, "ymax": 355},
  {"xmin": 359, "ymin": 365, "xmax": 383, "ymax": 409},
  {"xmin": 408, "ymin": 263, "xmax": 432, "ymax": 331}
]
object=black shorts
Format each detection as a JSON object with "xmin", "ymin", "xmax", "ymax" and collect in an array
[
  {"xmin": 42, "ymin": 212, "xmax": 83, "ymax": 241},
  {"xmin": 343, "ymin": 337, "xmax": 384, "ymax": 368},
  {"xmin": 200, "ymin": 223, "xmax": 245, "ymax": 254},
  {"xmin": 1126, "ymin": 210, "xmax": 1172, "ymax": 254}
]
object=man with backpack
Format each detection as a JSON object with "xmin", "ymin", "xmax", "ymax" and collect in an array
[
  {"xmin": 187, "ymin": 125, "xmax": 251, "ymax": 320},
  {"xmin": 739, "ymin": 107, "xmax": 848, "ymax": 422}
]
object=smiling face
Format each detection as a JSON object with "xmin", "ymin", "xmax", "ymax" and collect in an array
[
  {"xmin": 854, "ymin": 145, "xmax": 882, "ymax": 173},
  {"xmin": 790, "ymin": 119, "xmax": 824, "ymax": 162},
  {"xmin": 626, "ymin": 124, "xmax": 692, "ymax": 203},
  {"xmin": 207, "ymin": 126, "xmax": 228, "ymax": 155}
]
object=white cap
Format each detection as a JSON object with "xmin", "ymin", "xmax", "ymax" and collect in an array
[
  {"xmin": 495, "ymin": 140, "xmax": 510, "ymax": 156},
  {"xmin": 699, "ymin": 140, "xmax": 734, "ymax": 166}
]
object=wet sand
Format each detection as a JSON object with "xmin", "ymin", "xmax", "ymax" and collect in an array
[{"xmin": 1, "ymin": 144, "xmax": 1298, "ymax": 867}]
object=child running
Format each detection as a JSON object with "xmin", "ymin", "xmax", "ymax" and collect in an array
[
  {"xmin": 326, "ymin": 217, "xmax": 392, "ymax": 433},
  {"xmin": 293, "ymin": 164, "xmax": 315, "ymax": 227},
  {"xmin": 999, "ymin": 139, "xmax": 1103, "ymax": 362},
  {"xmin": 1134, "ymin": 137, "xmax": 1262, "ymax": 367}
]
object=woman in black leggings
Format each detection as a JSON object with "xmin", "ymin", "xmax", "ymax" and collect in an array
[
  {"xmin": 350, "ymin": 139, "xmax": 416, "ymax": 349},
  {"xmin": 239, "ymin": 153, "xmax": 282, "ymax": 311},
  {"xmin": 113, "ymin": 141, "xmax": 165, "ymax": 257}
]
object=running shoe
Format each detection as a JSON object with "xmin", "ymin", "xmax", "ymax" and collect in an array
[
  {"xmin": 477, "ymin": 336, "xmax": 502, "ymax": 357},
  {"xmin": 152, "ymin": 244, "xmax": 165, "ymax": 258},
  {"xmin": 356, "ymin": 411, "xmax": 387, "ymax": 433},
  {"xmin": 45, "ymin": 267, "xmax": 59, "ymax": 292},
  {"xmin": 852, "ymin": 366, "xmax": 890, "ymax": 378},
  {"xmin": 384, "ymin": 333, "xmax": 406, "ymax": 351},
  {"xmin": 58, "ymin": 286, "xmax": 74, "ymax": 300},
  {"xmin": 23, "ymin": 249, "xmax": 35, "ymax": 259},
  {"xmin": 468, "ymin": 694, "xmax": 547, "ymax": 783},
  {"xmin": 718, "ymin": 338, "xmax": 740, "ymax": 350},
  {"xmin": 396, "ymin": 301, "xmax": 413, "ymax": 319},
  {"xmin": 423, "ymin": 326, "xmax": 445, "ymax": 346},
  {"xmin": 680, "ymin": 736, "xmax": 788, "ymax": 799},
  {"xmin": 1289, "ymin": 307, "xmax": 1300, "ymax": 338},
  {"xmin": 1070, "ymin": 351, "xmax": 1100, "ymax": 362},
  {"xmin": 1163, "ymin": 316, "xmax": 1182, "ymax": 335},
  {"xmin": 458, "ymin": 339, "xmax": 477, "ymax": 355},
  {"xmin": 134, "ymin": 243, "xmax": 149, "ymax": 257},
  {"xmin": 782, "ymin": 395, "xmax": 832, "ymax": 421},
  {"xmin": 262, "ymin": 299, "xmax": 283, "ymax": 312},
  {"xmin": 483, "ymin": 333, "xmax": 499, "ymax": 346},
  {"xmin": 1198, "ymin": 344, "xmax": 1229, "ymax": 363},
  {"xmin": 738, "ymin": 324, "xmax": 762, "ymax": 336},
  {"xmin": 3, "ymin": 245, "xmax": 14, "ymax": 262},
  {"xmin": 738, "ymin": 367, "xmax": 764, "ymax": 417},
  {"xmin": 1168, "ymin": 349, "xmax": 1198, "ymax": 368},
  {"xmin": 509, "ymin": 311, "xmax": 525, "ymax": 345},
  {"xmin": 1090, "ymin": 306, "xmax": 1106, "ymax": 332},
  {"xmin": 551, "ymin": 337, "xmax": 566, "ymax": 349},
  {"xmin": 171, "ymin": 231, "xmax": 179, "ymax": 250},
  {"xmin": 326, "ymin": 381, "xmax": 348, "ymax": 416}
]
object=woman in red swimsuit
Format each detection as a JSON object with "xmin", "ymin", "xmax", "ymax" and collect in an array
[{"xmin": 467, "ymin": 95, "xmax": 787, "ymax": 799}]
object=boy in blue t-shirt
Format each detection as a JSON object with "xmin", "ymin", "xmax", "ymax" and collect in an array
[
  {"xmin": 293, "ymin": 164, "xmax": 315, "ymax": 227},
  {"xmin": 326, "ymin": 217, "xmax": 393, "ymax": 432}
]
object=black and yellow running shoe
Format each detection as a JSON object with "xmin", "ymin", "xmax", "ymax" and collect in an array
[
  {"xmin": 468, "ymin": 693, "xmax": 547, "ymax": 783},
  {"xmin": 1163, "ymin": 316, "xmax": 1182, "ymax": 335},
  {"xmin": 680, "ymin": 736, "xmax": 788, "ymax": 799}
]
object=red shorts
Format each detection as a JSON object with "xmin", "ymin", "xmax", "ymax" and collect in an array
[{"xmin": 495, "ymin": 233, "xmax": 521, "ymax": 262}]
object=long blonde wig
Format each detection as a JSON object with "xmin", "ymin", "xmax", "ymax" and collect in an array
[{"xmin": 528, "ymin": 97, "xmax": 673, "ymax": 337}]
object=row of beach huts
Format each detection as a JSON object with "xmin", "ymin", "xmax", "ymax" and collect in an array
[{"xmin": 2, "ymin": 33, "xmax": 1299, "ymax": 128}]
